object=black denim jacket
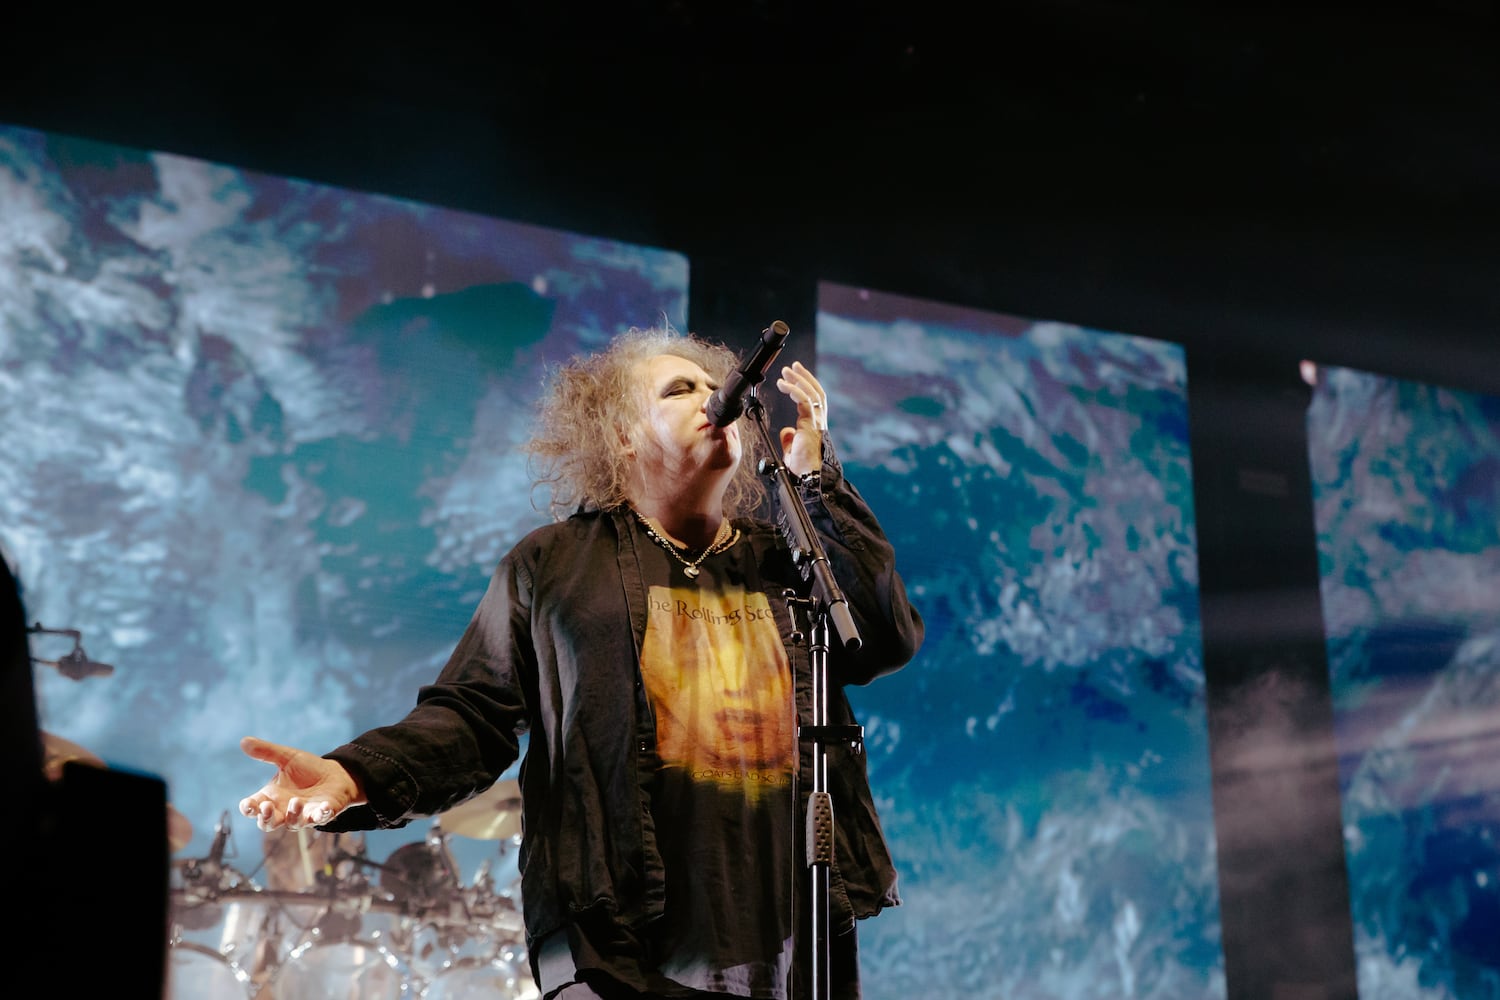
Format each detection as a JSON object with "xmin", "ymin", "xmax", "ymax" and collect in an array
[{"xmin": 322, "ymin": 439, "xmax": 924, "ymax": 962}]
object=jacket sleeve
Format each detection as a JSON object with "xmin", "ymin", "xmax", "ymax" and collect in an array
[
  {"xmin": 801, "ymin": 434, "xmax": 924, "ymax": 686},
  {"xmin": 320, "ymin": 546, "xmax": 536, "ymax": 832}
]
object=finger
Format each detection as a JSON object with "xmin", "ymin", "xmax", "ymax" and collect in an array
[
  {"xmin": 775, "ymin": 377, "xmax": 820, "ymax": 413},
  {"xmin": 286, "ymin": 796, "xmax": 309, "ymax": 826},
  {"xmin": 790, "ymin": 391, "xmax": 826, "ymax": 429},
  {"xmin": 807, "ymin": 397, "xmax": 826, "ymax": 428},
  {"xmin": 240, "ymin": 736, "xmax": 293, "ymax": 766},
  {"xmin": 249, "ymin": 799, "xmax": 279, "ymax": 832},
  {"xmin": 790, "ymin": 361, "xmax": 824, "ymax": 392},
  {"xmin": 783, "ymin": 361, "xmax": 825, "ymax": 397},
  {"xmin": 777, "ymin": 364, "xmax": 810, "ymax": 393},
  {"xmin": 240, "ymin": 792, "xmax": 274, "ymax": 818},
  {"xmin": 777, "ymin": 364, "xmax": 827, "ymax": 417}
]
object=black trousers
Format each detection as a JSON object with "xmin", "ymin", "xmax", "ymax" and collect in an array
[{"xmin": 538, "ymin": 922, "xmax": 861, "ymax": 1000}]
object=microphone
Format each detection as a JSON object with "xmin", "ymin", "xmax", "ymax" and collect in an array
[{"xmin": 705, "ymin": 320, "xmax": 790, "ymax": 427}]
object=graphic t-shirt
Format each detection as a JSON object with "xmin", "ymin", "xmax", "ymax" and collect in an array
[{"xmin": 635, "ymin": 525, "xmax": 796, "ymax": 998}]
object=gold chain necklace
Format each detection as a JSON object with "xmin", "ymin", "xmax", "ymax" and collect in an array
[{"xmin": 631, "ymin": 509, "xmax": 739, "ymax": 579}]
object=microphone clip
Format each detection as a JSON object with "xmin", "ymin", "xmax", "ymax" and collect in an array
[{"xmin": 705, "ymin": 320, "xmax": 790, "ymax": 428}]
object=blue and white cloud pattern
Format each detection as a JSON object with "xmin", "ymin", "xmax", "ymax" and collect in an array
[
  {"xmin": 817, "ymin": 284, "xmax": 1221, "ymax": 999},
  {"xmin": 1309, "ymin": 366, "xmax": 1500, "ymax": 1000},
  {"xmin": 1, "ymin": 121, "xmax": 686, "ymax": 995}
]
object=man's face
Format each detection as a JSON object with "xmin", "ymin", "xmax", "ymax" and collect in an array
[{"xmin": 629, "ymin": 353, "xmax": 742, "ymax": 487}]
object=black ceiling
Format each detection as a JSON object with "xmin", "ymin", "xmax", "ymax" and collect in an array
[{"xmin": 4, "ymin": 2, "xmax": 1498, "ymax": 392}]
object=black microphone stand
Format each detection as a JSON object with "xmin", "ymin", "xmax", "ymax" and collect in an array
[{"xmin": 742, "ymin": 385, "xmax": 863, "ymax": 1000}]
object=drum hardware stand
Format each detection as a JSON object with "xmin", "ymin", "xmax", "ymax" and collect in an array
[
  {"xmin": 26, "ymin": 622, "xmax": 114, "ymax": 680},
  {"xmin": 339, "ymin": 821, "xmax": 475, "ymax": 927},
  {"xmin": 744, "ymin": 377, "xmax": 863, "ymax": 1000},
  {"xmin": 177, "ymin": 810, "xmax": 243, "ymax": 900}
]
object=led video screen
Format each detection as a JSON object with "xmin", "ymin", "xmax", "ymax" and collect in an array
[
  {"xmin": 4, "ymin": 119, "xmax": 1229, "ymax": 1000},
  {"xmin": 1307, "ymin": 365, "xmax": 1500, "ymax": 999},
  {"xmin": 815, "ymin": 283, "xmax": 1223, "ymax": 998},
  {"xmin": 1, "ymin": 122, "xmax": 687, "ymax": 998}
]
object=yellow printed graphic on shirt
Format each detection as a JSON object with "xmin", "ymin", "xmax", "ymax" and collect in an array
[{"xmin": 641, "ymin": 584, "xmax": 794, "ymax": 786}]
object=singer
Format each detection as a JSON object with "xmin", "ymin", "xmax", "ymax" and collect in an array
[{"xmin": 236, "ymin": 323, "xmax": 923, "ymax": 1000}]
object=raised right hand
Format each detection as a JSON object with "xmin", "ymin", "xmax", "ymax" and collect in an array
[{"xmin": 237, "ymin": 735, "xmax": 366, "ymax": 832}]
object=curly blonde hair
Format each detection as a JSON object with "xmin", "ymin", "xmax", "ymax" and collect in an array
[{"xmin": 524, "ymin": 326, "xmax": 770, "ymax": 519}]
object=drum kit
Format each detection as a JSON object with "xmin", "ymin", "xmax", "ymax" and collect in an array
[
  {"xmin": 28, "ymin": 626, "xmax": 537, "ymax": 998},
  {"xmin": 167, "ymin": 779, "xmax": 537, "ymax": 1000}
]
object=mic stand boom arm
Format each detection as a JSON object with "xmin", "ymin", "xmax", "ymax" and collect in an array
[{"xmin": 743, "ymin": 385, "xmax": 863, "ymax": 1000}]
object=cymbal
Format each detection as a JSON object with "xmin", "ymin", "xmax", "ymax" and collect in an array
[{"xmin": 437, "ymin": 779, "xmax": 522, "ymax": 840}]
